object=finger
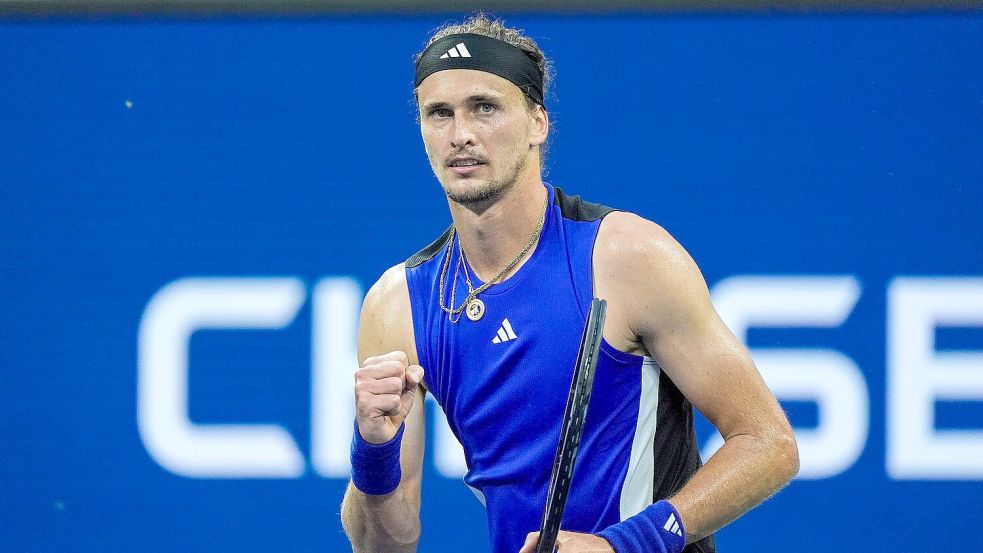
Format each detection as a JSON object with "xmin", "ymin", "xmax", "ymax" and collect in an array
[
  {"xmin": 518, "ymin": 531, "xmax": 539, "ymax": 553},
  {"xmin": 362, "ymin": 350, "xmax": 409, "ymax": 367},
  {"xmin": 355, "ymin": 360, "xmax": 407, "ymax": 382},
  {"xmin": 355, "ymin": 376, "xmax": 404, "ymax": 396},
  {"xmin": 555, "ymin": 530, "xmax": 573, "ymax": 545}
]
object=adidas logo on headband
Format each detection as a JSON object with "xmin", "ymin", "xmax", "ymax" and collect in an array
[{"xmin": 439, "ymin": 42, "xmax": 472, "ymax": 59}]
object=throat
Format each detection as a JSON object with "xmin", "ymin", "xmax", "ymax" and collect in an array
[{"xmin": 456, "ymin": 191, "xmax": 549, "ymax": 284}]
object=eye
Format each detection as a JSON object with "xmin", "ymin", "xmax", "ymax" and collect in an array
[
  {"xmin": 476, "ymin": 102, "xmax": 497, "ymax": 114},
  {"xmin": 428, "ymin": 107, "xmax": 452, "ymax": 118}
]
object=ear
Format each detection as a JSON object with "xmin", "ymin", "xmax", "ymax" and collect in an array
[{"xmin": 529, "ymin": 104, "xmax": 549, "ymax": 148}]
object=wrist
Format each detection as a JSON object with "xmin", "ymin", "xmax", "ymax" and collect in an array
[
  {"xmin": 597, "ymin": 500, "xmax": 686, "ymax": 553},
  {"xmin": 350, "ymin": 420, "xmax": 405, "ymax": 495}
]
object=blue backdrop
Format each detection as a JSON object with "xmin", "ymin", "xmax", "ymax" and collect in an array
[{"xmin": 2, "ymin": 13, "xmax": 982, "ymax": 552}]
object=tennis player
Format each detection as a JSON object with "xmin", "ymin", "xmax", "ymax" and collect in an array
[{"xmin": 341, "ymin": 14, "xmax": 799, "ymax": 553}]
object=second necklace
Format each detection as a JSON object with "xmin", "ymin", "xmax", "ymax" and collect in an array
[{"xmin": 438, "ymin": 193, "xmax": 549, "ymax": 323}]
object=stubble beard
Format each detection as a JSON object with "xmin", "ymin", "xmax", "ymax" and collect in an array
[{"xmin": 441, "ymin": 147, "xmax": 529, "ymax": 208}]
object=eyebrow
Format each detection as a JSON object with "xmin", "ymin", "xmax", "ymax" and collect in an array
[{"xmin": 422, "ymin": 93, "xmax": 507, "ymax": 113}]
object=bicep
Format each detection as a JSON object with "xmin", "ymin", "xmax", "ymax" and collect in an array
[
  {"xmin": 357, "ymin": 264, "xmax": 427, "ymax": 501},
  {"xmin": 608, "ymin": 219, "xmax": 782, "ymax": 438},
  {"xmin": 646, "ymin": 303, "xmax": 777, "ymax": 438}
]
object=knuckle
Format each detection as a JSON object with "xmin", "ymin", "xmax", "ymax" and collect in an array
[{"xmin": 373, "ymin": 360, "xmax": 397, "ymax": 375}]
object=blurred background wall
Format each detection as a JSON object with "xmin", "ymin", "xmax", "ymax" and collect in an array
[{"xmin": 2, "ymin": 3, "xmax": 982, "ymax": 552}]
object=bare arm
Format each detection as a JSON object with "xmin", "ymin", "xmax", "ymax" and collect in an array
[
  {"xmin": 340, "ymin": 264, "xmax": 426, "ymax": 552},
  {"xmin": 596, "ymin": 212, "xmax": 799, "ymax": 542}
]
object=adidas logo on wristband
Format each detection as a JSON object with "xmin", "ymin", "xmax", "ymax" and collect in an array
[{"xmin": 664, "ymin": 513, "xmax": 683, "ymax": 537}]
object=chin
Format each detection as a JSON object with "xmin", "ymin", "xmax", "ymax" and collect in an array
[{"xmin": 442, "ymin": 177, "xmax": 512, "ymax": 206}]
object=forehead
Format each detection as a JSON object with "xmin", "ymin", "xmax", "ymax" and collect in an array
[{"xmin": 416, "ymin": 69, "xmax": 524, "ymax": 105}]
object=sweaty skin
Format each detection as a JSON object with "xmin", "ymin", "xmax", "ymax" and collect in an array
[
  {"xmin": 341, "ymin": 67, "xmax": 799, "ymax": 553},
  {"xmin": 341, "ymin": 265, "xmax": 425, "ymax": 552}
]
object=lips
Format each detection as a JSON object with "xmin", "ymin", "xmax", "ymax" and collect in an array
[
  {"xmin": 447, "ymin": 156, "xmax": 487, "ymax": 176},
  {"xmin": 447, "ymin": 157, "xmax": 486, "ymax": 168}
]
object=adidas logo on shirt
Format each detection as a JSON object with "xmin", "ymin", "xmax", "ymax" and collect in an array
[
  {"xmin": 663, "ymin": 513, "xmax": 682, "ymax": 537},
  {"xmin": 439, "ymin": 42, "xmax": 472, "ymax": 59},
  {"xmin": 491, "ymin": 318, "xmax": 518, "ymax": 344}
]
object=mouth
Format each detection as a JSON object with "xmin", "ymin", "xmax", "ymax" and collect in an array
[{"xmin": 447, "ymin": 157, "xmax": 487, "ymax": 176}]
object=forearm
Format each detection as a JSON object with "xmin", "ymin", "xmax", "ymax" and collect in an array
[
  {"xmin": 669, "ymin": 428, "xmax": 799, "ymax": 542},
  {"xmin": 341, "ymin": 482, "xmax": 421, "ymax": 552}
]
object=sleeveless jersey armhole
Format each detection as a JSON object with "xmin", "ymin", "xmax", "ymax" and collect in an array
[
  {"xmin": 404, "ymin": 226, "xmax": 454, "ymax": 401},
  {"xmin": 552, "ymin": 186, "xmax": 619, "ymax": 319},
  {"xmin": 404, "ymin": 263, "xmax": 435, "ymax": 397}
]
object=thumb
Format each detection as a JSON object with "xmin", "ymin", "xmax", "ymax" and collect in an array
[
  {"xmin": 518, "ymin": 531, "xmax": 540, "ymax": 553},
  {"xmin": 404, "ymin": 364, "xmax": 424, "ymax": 390},
  {"xmin": 398, "ymin": 365, "xmax": 424, "ymax": 418}
]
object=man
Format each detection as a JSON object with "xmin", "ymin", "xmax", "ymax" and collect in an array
[{"xmin": 341, "ymin": 15, "xmax": 798, "ymax": 553}]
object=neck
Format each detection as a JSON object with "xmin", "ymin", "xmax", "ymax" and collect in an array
[{"xmin": 448, "ymin": 176, "xmax": 548, "ymax": 282}]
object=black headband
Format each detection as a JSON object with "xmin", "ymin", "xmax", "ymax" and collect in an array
[{"xmin": 415, "ymin": 33, "xmax": 545, "ymax": 107}]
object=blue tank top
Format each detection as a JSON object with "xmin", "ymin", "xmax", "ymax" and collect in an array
[{"xmin": 405, "ymin": 183, "xmax": 713, "ymax": 553}]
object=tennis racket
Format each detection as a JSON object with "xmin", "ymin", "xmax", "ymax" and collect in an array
[{"xmin": 534, "ymin": 297, "xmax": 607, "ymax": 553}]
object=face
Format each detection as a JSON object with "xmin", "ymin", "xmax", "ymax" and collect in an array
[{"xmin": 416, "ymin": 69, "xmax": 547, "ymax": 206}]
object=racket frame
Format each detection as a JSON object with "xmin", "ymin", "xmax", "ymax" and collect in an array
[{"xmin": 534, "ymin": 297, "xmax": 608, "ymax": 553}]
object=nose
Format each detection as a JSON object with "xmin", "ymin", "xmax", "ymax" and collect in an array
[{"xmin": 449, "ymin": 116, "xmax": 476, "ymax": 149}]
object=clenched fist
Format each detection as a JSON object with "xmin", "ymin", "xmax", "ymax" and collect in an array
[{"xmin": 354, "ymin": 351, "xmax": 424, "ymax": 444}]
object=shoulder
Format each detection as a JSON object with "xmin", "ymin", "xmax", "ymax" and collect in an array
[
  {"xmin": 594, "ymin": 211, "xmax": 712, "ymax": 341},
  {"xmin": 359, "ymin": 263, "xmax": 418, "ymax": 365},
  {"xmin": 364, "ymin": 262, "xmax": 410, "ymax": 309},
  {"xmin": 595, "ymin": 211, "xmax": 699, "ymax": 284}
]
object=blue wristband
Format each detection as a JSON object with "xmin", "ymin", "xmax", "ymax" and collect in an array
[
  {"xmin": 597, "ymin": 500, "xmax": 686, "ymax": 553},
  {"xmin": 350, "ymin": 420, "xmax": 404, "ymax": 496}
]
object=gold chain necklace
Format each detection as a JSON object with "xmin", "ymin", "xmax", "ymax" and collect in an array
[{"xmin": 438, "ymin": 194, "xmax": 549, "ymax": 323}]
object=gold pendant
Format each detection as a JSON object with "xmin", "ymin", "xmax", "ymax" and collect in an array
[{"xmin": 465, "ymin": 297, "xmax": 485, "ymax": 321}]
